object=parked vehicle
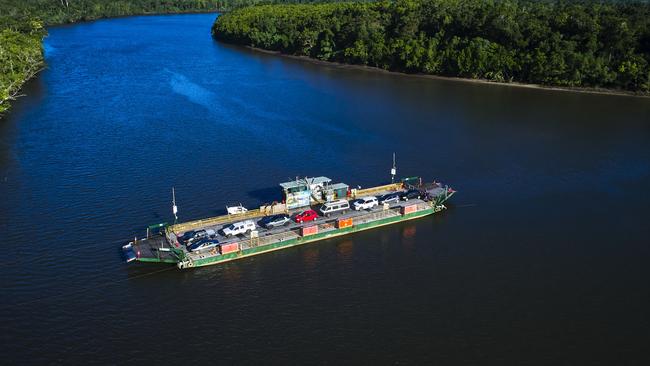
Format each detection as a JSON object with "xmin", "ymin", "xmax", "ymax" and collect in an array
[
  {"xmin": 400, "ymin": 189, "xmax": 422, "ymax": 201},
  {"xmin": 188, "ymin": 239, "xmax": 219, "ymax": 252},
  {"xmin": 186, "ymin": 229, "xmax": 216, "ymax": 244},
  {"xmin": 221, "ymin": 220, "xmax": 256, "ymax": 237},
  {"xmin": 294, "ymin": 209, "xmax": 318, "ymax": 223},
  {"xmin": 180, "ymin": 230, "xmax": 196, "ymax": 242},
  {"xmin": 378, "ymin": 192, "xmax": 400, "ymax": 204},
  {"xmin": 353, "ymin": 196, "xmax": 378, "ymax": 211},
  {"xmin": 320, "ymin": 199, "xmax": 350, "ymax": 217},
  {"xmin": 259, "ymin": 214, "xmax": 291, "ymax": 229}
]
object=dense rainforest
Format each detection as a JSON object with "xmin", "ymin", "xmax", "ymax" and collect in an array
[{"xmin": 213, "ymin": 0, "xmax": 650, "ymax": 94}]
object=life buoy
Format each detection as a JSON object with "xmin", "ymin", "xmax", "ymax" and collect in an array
[{"xmin": 187, "ymin": 261, "xmax": 194, "ymax": 268}]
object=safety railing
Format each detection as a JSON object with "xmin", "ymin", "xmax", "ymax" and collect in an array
[{"xmin": 353, "ymin": 183, "xmax": 403, "ymax": 198}]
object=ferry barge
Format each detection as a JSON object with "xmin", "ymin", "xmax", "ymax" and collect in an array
[{"xmin": 123, "ymin": 175, "xmax": 455, "ymax": 269}]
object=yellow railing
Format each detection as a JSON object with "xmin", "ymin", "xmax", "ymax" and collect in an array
[{"xmin": 353, "ymin": 183, "xmax": 403, "ymax": 198}]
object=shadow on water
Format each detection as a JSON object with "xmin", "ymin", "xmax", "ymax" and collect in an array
[{"xmin": 246, "ymin": 186, "xmax": 280, "ymax": 203}]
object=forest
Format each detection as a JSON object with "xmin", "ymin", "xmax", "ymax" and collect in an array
[
  {"xmin": 212, "ymin": 0, "xmax": 650, "ymax": 93},
  {"xmin": 0, "ymin": 16, "xmax": 45, "ymax": 114}
]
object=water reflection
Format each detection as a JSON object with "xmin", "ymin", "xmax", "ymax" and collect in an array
[
  {"xmin": 301, "ymin": 247, "xmax": 320, "ymax": 268},
  {"xmin": 336, "ymin": 240, "xmax": 354, "ymax": 260},
  {"xmin": 402, "ymin": 225, "xmax": 417, "ymax": 239}
]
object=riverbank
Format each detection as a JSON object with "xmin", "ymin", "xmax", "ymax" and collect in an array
[
  {"xmin": 212, "ymin": 2, "xmax": 650, "ymax": 97},
  {"xmin": 245, "ymin": 46, "xmax": 650, "ymax": 99},
  {"xmin": 45, "ymin": 9, "xmax": 220, "ymax": 28},
  {"xmin": 0, "ymin": 18, "xmax": 46, "ymax": 115}
]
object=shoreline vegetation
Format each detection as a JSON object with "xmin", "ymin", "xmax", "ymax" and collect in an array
[
  {"xmin": 212, "ymin": 0, "xmax": 650, "ymax": 97},
  {"xmin": 246, "ymin": 44, "xmax": 650, "ymax": 98},
  {"xmin": 241, "ymin": 46, "xmax": 650, "ymax": 98}
]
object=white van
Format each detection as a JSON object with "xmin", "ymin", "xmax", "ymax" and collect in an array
[
  {"xmin": 353, "ymin": 196, "xmax": 378, "ymax": 211},
  {"xmin": 221, "ymin": 220, "xmax": 256, "ymax": 237},
  {"xmin": 320, "ymin": 199, "xmax": 350, "ymax": 217}
]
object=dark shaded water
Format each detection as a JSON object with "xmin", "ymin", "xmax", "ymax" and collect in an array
[{"xmin": 1, "ymin": 13, "xmax": 649, "ymax": 365}]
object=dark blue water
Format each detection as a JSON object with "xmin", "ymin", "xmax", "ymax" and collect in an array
[{"xmin": 1, "ymin": 13, "xmax": 650, "ymax": 364}]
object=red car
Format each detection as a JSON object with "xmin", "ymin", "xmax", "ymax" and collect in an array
[{"xmin": 294, "ymin": 209, "xmax": 318, "ymax": 223}]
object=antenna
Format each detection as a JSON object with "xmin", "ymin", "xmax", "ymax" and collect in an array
[
  {"xmin": 172, "ymin": 187, "xmax": 178, "ymax": 223},
  {"xmin": 391, "ymin": 152, "xmax": 397, "ymax": 183}
]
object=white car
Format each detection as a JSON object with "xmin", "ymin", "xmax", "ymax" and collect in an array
[
  {"xmin": 221, "ymin": 220, "xmax": 256, "ymax": 237},
  {"xmin": 353, "ymin": 196, "xmax": 378, "ymax": 211}
]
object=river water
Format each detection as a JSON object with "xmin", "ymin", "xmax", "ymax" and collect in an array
[{"xmin": 1, "ymin": 13, "xmax": 649, "ymax": 365}]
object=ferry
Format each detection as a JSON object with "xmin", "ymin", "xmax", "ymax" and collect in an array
[{"xmin": 123, "ymin": 175, "xmax": 455, "ymax": 269}]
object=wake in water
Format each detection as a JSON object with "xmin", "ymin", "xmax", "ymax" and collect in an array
[{"xmin": 166, "ymin": 69, "xmax": 219, "ymax": 110}]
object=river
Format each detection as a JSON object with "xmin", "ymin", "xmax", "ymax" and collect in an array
[{"xmin": 1, "ymin": 13, "xmax": 649, "ymax": 365}]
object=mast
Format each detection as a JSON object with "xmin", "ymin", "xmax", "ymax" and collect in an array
[
  {"xmin": 172, "ymin": 187, "xmax": 178, "ymax": 223},
  {"xmin": 391, "ymin": 152, "xmax": 397, "ymax": 183}
]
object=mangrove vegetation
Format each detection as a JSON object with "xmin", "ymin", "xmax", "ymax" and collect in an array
[
  {"xmin": 212, "ymin": 0, "xmax": 650, "ymax": 93},
  {"xmin": 0, "ymin": 16, "xmax": 45, "ymax": 114}
]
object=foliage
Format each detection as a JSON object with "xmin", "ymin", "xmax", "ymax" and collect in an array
[
  {"xmin": 213, "ymin": 0, "xmax": 650, "ymax": 93},
  {"xmin": 0, "ymin": 0, "xmax": 222, "ymax": 25},
  {"xmin": 0, "ymin": 16, "xmax": 45, "ymax": 113}
]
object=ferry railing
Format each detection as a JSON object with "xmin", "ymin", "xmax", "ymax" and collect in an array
[
  {"xmin": 353, "ymin": 183, "xmax": 403, "ymax": 198},
  {"xmin": 247, "ymin": 229, "xmax": 298, "ymax": 248}
]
